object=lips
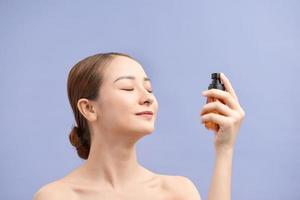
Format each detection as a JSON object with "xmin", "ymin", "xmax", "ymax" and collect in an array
[{"xmin": 136, "ymin": 111, "xmax": 153, "ymax": 115}]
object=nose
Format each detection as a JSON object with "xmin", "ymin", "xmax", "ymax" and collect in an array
[
  {"xmin": 139, "ymin": 89, "xmax": 154, "ymax": 105},
  {"xmin": 144, "ymin": 97, "xmax": 153, "ymax": 105}
]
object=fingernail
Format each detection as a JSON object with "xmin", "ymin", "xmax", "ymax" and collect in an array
[
  {"xmin": 202, "ymin": 91, "xmax": 208, "ymax": 95},
  {"xmin": 221, "ymin": 72, "xmax": 226, "ymax": 78}
]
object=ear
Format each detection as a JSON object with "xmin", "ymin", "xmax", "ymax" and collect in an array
[{"xmin": 77, "ymin": 98, "xmax": 98, "ymax": 122}]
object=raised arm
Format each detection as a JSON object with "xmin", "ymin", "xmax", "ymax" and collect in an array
[
  {"xmin": 208, "ymin": 148, "xmax": 234, "ymax": 200},
  {"xmin": 200, "ymin": 73, "xmax": 245, "ymax": 200}
]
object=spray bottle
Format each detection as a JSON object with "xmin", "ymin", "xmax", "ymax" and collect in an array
[{"xmin": 204, "ymin": 73, "xmax": 225, "ymax": 131}]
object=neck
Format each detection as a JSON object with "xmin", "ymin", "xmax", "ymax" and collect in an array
[{"xmin": 80, "ymin": 128, "xmax": 146, "ymax": 189}]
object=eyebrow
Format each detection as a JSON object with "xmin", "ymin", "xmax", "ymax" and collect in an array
[{"xmin": 113, "ymin": 75, "xmax": 151, "ymax": 83}]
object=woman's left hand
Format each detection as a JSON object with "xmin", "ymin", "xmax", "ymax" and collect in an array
[{"xmin": 200, "ymin": 73, "xmax": 246, "ymax": 152}]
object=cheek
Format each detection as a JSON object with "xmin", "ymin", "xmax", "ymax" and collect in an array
[
  {"xmin": 104, "ymin": 94, "xmax": 136, "ymax": 117},
  {"xmin": 153, "ymin": 97, "xmax": 159, "ymax": 112}
]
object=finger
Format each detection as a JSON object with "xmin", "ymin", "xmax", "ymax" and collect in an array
[
  {"xmin": 200, "ymin": 100, "xmax": 232, "ymax": 117},
  {"xmin": 201, "ymin": 112, "xmax": 229, "ymax": 127},
  {"xmin": 202, "ymin": 89, "xmax": 239, "ymax": 110},
  {"xmin": 220, "ymin": 73, "xmax": 239, "ymax": 102}
]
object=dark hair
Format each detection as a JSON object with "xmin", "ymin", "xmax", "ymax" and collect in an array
[{"xmin": 67, "ymin": 52, "xmax": 134, "ymax": 159}]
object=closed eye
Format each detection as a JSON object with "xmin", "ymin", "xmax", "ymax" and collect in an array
[
  {"xmin": 121, "ymin": 89, "xmax": 153, "ymax": 93},
  {"xmin": 122, "ymin": 89, "xmax": 134, "ymax": 91}
]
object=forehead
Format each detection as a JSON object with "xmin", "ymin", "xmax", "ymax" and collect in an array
[{"xmin": 103, "ymin": 56, "xmax": 147, "ymax": 82}]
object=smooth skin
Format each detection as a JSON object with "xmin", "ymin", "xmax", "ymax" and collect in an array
[{"xmin": 33, "ymin": 56, "xmax": 245, "ymax": 200}]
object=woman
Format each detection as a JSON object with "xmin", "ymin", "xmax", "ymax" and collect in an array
[{"xmin": 34, "ymin": 52, "xmax": 245, "ymax": 200}]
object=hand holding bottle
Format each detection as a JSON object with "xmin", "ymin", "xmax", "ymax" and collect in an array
[{"xmin": 200, "ymin": 73, "xmax": 246, "ymax": 152}]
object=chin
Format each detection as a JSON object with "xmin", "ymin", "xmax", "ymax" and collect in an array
[
  {"xmin": 133, "ymin": 125, "xmax": 155, "ymax": 137},
  {"xmin": 126, "ymin": 117, "xmax": 156, "ymax": 136},
  {"xmin": 139, "ymin": 125, "xmax": 155, "ymax": 134}
]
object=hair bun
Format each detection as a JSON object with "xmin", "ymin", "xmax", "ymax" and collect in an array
[{"xmin": 69, "ymin": 126, "xmax": 89, "ymax": 159}]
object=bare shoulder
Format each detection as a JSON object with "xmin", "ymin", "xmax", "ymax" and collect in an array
[
  {"xmin": 33, "ymin": 180, "xmax": 75, "ymax": 200},
  {"xmin": 159, "ymin": 174, "xmax": 202, "ymax": 200}
]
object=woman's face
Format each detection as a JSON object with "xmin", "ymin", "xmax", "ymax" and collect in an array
[{"xmin": 93, "ymin": 56, "xmax": 158, "ymax": 139}]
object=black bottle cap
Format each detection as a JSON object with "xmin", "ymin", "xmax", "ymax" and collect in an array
[
  {"xmin": 211, "ymin": 73, "xmax": 221, "ymax": 79},
  {"xmin": 208, "ymin": 72, "xmax": 225, "ymax": 91}
]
